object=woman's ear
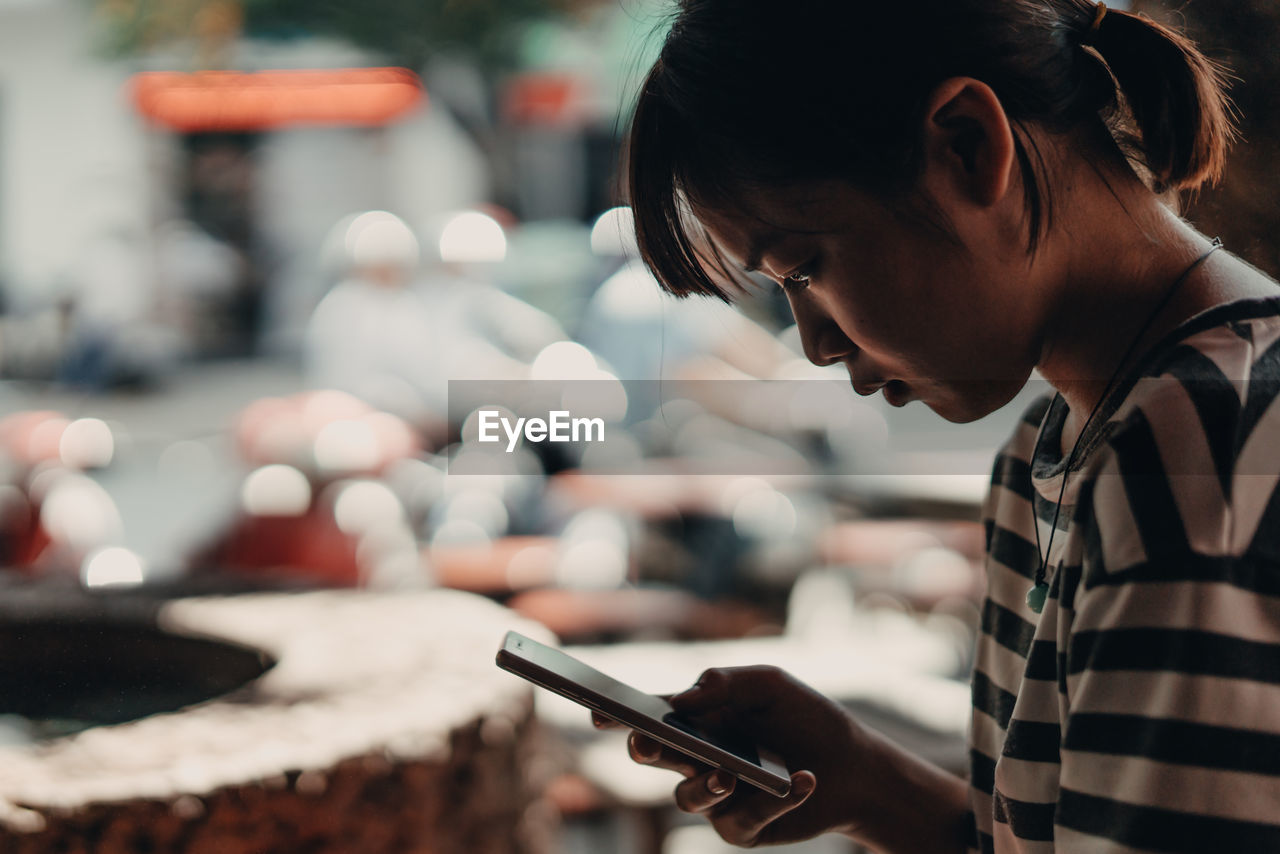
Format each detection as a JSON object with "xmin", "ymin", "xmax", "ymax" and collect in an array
[{"xmin": 919, "ymin": 77, "xmax": 1016, "ymax": 209}]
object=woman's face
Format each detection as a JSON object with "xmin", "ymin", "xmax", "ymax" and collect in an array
[{"xmin": 696, "ymin": 180, "xmax": 1043, "ymax": 423}]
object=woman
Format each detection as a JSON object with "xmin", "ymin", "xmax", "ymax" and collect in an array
[{"xmin": 597, "ymin": 1, "xmax": 1280, "ymax": 851}]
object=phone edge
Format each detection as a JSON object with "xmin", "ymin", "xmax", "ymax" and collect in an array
[{"xmin": 495, "ymin": 638, "xmax": 791, "ymax": 797}]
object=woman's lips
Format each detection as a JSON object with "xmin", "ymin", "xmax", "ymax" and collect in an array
[
  {"xmin": 883, "ymin": 379, "xmax": 912, "ymax": 406},
  {"xmin": 851, "ymin": 377, "xmax": 911, "ymax": 406}
]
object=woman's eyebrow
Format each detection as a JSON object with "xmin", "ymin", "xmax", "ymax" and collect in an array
[
  {"xmin": 742, "ymin": 232, "xmax": 785, "ymax": 274},
  {"xmin": 741, "ymin": 222, "xmax": 831, "ymax": 273}
]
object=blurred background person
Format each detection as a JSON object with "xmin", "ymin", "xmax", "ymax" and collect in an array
[
  {"xmin": 305, "ymin": 209, "xmax": 565, "ymax": 442},
  {"xmin": 304, "ymin": 211, "xmax": 442, "ymax": 430}
]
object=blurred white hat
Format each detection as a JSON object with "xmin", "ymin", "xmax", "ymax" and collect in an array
[{"xmin": 343, "ymin": 211, "xmax": 420, "ymax": 270}]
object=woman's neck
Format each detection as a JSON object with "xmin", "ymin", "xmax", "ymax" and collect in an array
[{"xmin": 1033, "ymin": 163, "xmax": 1235, "ymax": 446}]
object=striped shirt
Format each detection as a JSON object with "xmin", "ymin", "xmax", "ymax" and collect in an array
[{"xmin": 968, "ymin": 296, "xmax": 1280, "ymax": 853}]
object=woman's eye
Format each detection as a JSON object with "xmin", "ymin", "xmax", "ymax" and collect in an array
[{"xmin": 781, "ymin": 264, "xmax": 815, "ymax": 292}]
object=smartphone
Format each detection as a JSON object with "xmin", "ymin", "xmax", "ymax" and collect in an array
[{"xmin": 495, "ymin": 630, "xmax": 791, "ymax": 797}]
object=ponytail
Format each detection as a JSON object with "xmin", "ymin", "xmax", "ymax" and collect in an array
[{"xmin": 1086, "ymin": 4, "xmax": 1236, "ymax": 191}]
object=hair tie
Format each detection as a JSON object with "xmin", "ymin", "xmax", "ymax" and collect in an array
[{"xmin": 1082, "ymin": 2, "xmax": 1107, "ymax": 45}]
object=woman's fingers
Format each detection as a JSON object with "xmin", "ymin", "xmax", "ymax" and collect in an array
[
  {"xmin": 594, "ymin": 716, "xmax": 703, "ymax": 776},
  {"xmin": 708, "ymin": 771, "xmax": 817, "ymax": 847},
  {"xmin": 674, "ymin": 769, "xmax": 737, "ymax": 812},
  {"xmin": 628, "ymin": 731, "xmax": 709, "ymax": 777},
  {"xmin": 590, "ymin": 711, "xmax": 619, "ymax": 729},
  {"xmin": 595, "ymin": 669, "xmax": 848, "ymax": 847}
]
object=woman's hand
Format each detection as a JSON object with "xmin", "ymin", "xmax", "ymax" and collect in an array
[
  {"xmin": 592, "ymin": 665, "xmax": 971, "ymax": 853},
  {"xmin": 592, "ymin": 665, "xmax": 868, "ymax": 847}
]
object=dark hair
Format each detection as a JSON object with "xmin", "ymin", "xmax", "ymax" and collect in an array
[{"xmin": 628, "ymin": 0, "xmax": 1236, "ymax": 301}]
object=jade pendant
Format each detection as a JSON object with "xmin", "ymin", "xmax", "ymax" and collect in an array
[{"xmin": 1026, "ymin": 582, "xmax": 1049, "ymax": 614}]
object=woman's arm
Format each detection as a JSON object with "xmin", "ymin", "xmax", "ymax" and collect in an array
[{"xmin": 845, "ymin": 727, "xmax": 973, "ymax": 854}]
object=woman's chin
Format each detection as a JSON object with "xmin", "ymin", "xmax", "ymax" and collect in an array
[{"xmin": 922, "ymin": 382, "xmax": 1024, "ymax": 424}]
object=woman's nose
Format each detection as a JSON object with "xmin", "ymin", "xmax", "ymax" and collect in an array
[{"xmin": 792, "ymin": 297, "xmax": 855, "ymax": 367}]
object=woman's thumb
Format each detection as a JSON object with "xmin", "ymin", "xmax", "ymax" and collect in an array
[{"xmin": 669, "ymin": 668, "xmax": 730, "ymax": 712}]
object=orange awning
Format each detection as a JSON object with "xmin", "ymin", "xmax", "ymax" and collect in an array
[{"xmin": 130, "ymin": 68, "xmax": 425, "ymax": 132}]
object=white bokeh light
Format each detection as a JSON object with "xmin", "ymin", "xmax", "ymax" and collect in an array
[
  {"xmin": 241, "ymin": 465, "xmax": 312, "ymax": 517},
  {"xmin": 40, "ymin": 474, "xmax": 124, "ymax": 551},
  {"xmin": 59, "ymin": 418, "xmax": 114, "ymax": 469},
  {"xmin": 531, "ymin": 341, "xmax": 598, "ymax": 381},
  {"xmin": 82, "ymin": 547, "xmax": 146, "ymax": 588},
  {"xmin": 437, "ymin": 211, "xmax": 507, "ymax": 264},
  {"xmin": 589, "ymin": 206, "xmax": 638, "ymax": 258},
  {"xmin": 333, "ymin": 480, "xmax": 404, "ymax": 535}
]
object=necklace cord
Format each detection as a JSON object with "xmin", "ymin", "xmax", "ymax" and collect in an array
[{"xmin": 1029, "ymin": 238, "xmax": 1223, "ymax": 605}]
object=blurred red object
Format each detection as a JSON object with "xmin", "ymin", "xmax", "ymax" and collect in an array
[
  {"xmin": 0, "ymin": 411, "xmax": 121, "ymax": 575},
  {"xmin": 502, "ymin": 72, "xmax": 592, "ymax": 127},
  {"xmin": 0, "ymin": 487, "xmax": 48, "ymax": 570},
  {"xmin": 194, "ymin": 392, "xmax": 424, "ymax": 588},
  {"xmin": 196, "ymin": 507, "xmax": 362, "ymax": 587}
]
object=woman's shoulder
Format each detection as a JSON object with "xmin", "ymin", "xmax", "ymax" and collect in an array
[
  {"xmin": 1112, "ymin": 295, "xmax": 1280, "ymax": 445},
  {"xmin": 985, "ymin": 298, "xmax": 1280, "ymax": 539},
  {"xmin": 1145, "ymin": 294, "xmax": 1280, "ymax": 376},
  {"xmin": 1087, "ymin": 297, "xmax": 1280, "ymax": 565}
]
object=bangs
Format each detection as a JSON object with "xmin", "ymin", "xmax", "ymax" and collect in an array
[{"xmin": 627, "ymin": 65, "xmax": 759, "ymax": 303}]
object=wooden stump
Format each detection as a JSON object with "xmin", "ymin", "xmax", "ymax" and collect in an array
[{"xmin": 0, "ymin": 590, "xmax": 557, "ymax": 854}]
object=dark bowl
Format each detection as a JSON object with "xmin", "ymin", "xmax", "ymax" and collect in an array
[{"xmin": 0, "ymin": 582, "xmax": 273, "ymax": 738}]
